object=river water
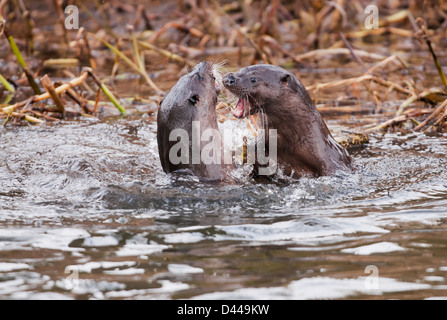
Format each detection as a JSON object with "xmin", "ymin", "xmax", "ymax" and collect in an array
[
  {"xmin": 1, "ymin": 0, "xmax": 447, "ymax": 298},
  {"xmin": 1, "ymin": 110, "xmax": 447, "ymax": 300}
]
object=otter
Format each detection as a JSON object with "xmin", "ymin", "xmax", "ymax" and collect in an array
[
  {"xmin": 157, "ymin": 61, "xmax": 232, "ymax": 181},
  {"xmin": 223, "ymin": 64, "xmax": 353, "ymax": 178}
]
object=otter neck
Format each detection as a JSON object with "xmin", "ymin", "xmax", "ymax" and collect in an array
[{"xmin": 263, "ymin": 98, "xmax": 318, "ymax": 146}]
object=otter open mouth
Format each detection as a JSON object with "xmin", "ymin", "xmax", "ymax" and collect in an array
[{"xmin": 232, "ymin": 97, "xmax": 250, "ymax": 118}]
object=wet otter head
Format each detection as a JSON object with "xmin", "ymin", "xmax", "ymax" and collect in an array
[
  {"xmin": 224, "ymin": 64, "xmax": 312, "ymax": 120},
  {"xmin": 223, "ymin": 64, "xmax": 353, "ymax": 178},
  {"xmin": 161, "ymin": 61, "xmax": 221, "ymax": 122},
  {"xmin": 157, "ymin": 61, "xmax": 229, "ymax": 180}
]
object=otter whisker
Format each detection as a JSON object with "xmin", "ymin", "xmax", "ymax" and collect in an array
[{"xmin": 212, "ymin": 59, "xmax": 227, "ymax": 70}]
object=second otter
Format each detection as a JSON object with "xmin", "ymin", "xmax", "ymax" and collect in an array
[
  {"xmin": 157, "ymin": 61, "xmax": 232, "ymax": 181},
  {"xmin": 224, "ymin": 64, "xmax": 353, "ymax": 178}
]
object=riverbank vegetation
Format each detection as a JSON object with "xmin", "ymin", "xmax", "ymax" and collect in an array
[{"xmin": 0, "ymin": 0, "xmax": 446, "ymax": 135}]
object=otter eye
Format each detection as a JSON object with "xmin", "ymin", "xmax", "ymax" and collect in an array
[
  {"xmin": 189, "ymin": 94, "xmax": 199, "ymax": 105},
  {"xmin": 197, "ymin": 74, "xmax": 204, "ymax": 81},
  {"xmin": 250, "ymin": 77, "xmax": 257, "ymax": 83}
]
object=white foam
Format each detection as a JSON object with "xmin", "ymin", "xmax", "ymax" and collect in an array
[
  {"xmin": 103, "ymin": 268, "xmax": 145, "ymax": 275},
  {"xmin": 11, "ymin": 292, "xmax": 73, "ymax": 300},
  {"xmin": 0, "ymin": 228, "xmax": 90, "ymax": 252},
  {"xmin": 424, "ymin": 276, "xmax": 445, "ymax": 282},
  {"xmin": 168, "ymin": 264, "xmax": 204, "ymax": 274},
  {"xmin": 214, "ymin": 217, "xmax": 388, "ymax": 245},
  {"xmin": 55, "ymin": 279, "xmax": 126, "ymax": 295},
  {"xmin": 161, "ymin": 216, "xmax": 390, "ymax": 247},
  {"xmin": 163, "ymin": 232, "xmax": 205, "ymax": 244},
  {"xmin": 0, "ymin": 279, "xmax": 27, "ymax": 295},
  {"xmin": 82, "ymin": 236, "xmax": 119, "ymax": 247},
  {"xmin": 115, "ymin": 242, "xmax": 170, "ymax": 257},
  {"xmin": 376, "ymin": 208, "xmax": 447, "ymax": 226},
  {"xmin": 0, "ymin": 263, "xmax": 32, "ymax": 272},
  {"xmin": 177, "ymin": 226, "xmax": 210, "ymax": 232},
  {"xmin": 193, "ymin": 276, "xmax": 431, "ymax": 300},
  {"xmin": 341, "ymin": 242, "xmax": 406, "ymax": 255},
  {"xmin": 104, "ymin": 280, "xmax": 190, "ymax": 299},
  {"xmin": 67, "ymin": 261, "xmax": 136, "ymax": 273}
]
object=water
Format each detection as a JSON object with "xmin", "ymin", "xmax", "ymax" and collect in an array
[{"xmin": 1, "ymin": 115, "xmax": 447, "ymax": 300}]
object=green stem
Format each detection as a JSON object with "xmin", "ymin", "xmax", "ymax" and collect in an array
[
  {"xmin": 129, "ymin": 27, "xmax": 145, "ymax": 72},
  {"xmin": 8, "ymin": 34, "xmax": 27, "ymax": 67},
  {"xmin": 88, "ymin": 32, "xmax": 162, "ymax": 93},
  {"xmin": 2, "ymin": 93, "xmax": 14, "ymax": 105},
  {"xmin": 2, "ymin": 108, "xmax": 13, "ymax": 126},
  {"xmin": 86, "ymin": 69, "xmax": 127, "ymax": 115},
  {"xmin": 99, "ymin": 83, "xmax": 127, "ymax": 115},
  {"xmin": 426, "ymin": 41, "xmax": 447, "ymax": 88},
  {"xmin": 3, "ymin": 26, "xmax": 41, "ymax": 94},
  {"xmin": 0, "ymin": 74, "xmax": 15, "ymax": 93},
  {"xmin": 138, "ymin": 40, "xmax": 194, "ymax": 67}
]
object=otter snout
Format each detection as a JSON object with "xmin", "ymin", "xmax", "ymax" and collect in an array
[{"xmin": 224, "ymin": 74, "xmax": 237, "ymax": 87}]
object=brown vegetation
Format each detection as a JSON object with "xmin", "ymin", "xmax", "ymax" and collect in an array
[{"xmin": 0, "ymin": 0, "xmax": 446, "ymax": 135}]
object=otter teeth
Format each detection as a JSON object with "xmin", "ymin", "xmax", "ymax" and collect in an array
[{"xmin": 232, "ymin": 97, "xmax": 248, "ymax": 118}]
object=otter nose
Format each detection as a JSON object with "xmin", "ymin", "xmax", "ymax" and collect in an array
[{"xmin": 224, "ymin": 74, "xmax": 237, "ymax": 87}]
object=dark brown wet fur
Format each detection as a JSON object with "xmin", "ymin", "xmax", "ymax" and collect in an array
[
  {"xmin": 157, "ymin": 62, "xmax": 233, "ymax": 182},
  {"xmin": 224, "ymin": 64, "xmax": 353, "ymax": 178}
]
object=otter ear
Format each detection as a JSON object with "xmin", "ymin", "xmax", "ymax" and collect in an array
[
  {"xmin": 280, "ymin": 73, "xmax": 300, "ymax": 93},
  {"xmin": 280, "ymin": 74, "xmax": 290, "ymax": 83}
]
